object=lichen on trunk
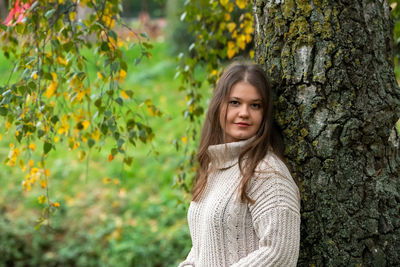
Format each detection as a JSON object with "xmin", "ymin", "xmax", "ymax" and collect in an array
[{"xmin": 253, "ymin": 0, "xmax": 400, "ymax": 265}]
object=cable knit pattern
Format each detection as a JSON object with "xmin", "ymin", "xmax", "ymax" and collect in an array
[{"xmin": 178, "ymin": 139, "xmax": 301, "ymax": 267}]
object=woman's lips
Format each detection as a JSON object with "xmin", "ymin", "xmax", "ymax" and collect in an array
[{"xmin": 235, "ymin": 122, "xmax": 250, "ymax": 127}]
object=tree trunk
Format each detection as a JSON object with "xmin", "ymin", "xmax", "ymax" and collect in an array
[
  {"xmin": 253, "ymin": 0, "xmax": 400, "ymax": 266},
  {"xmin": 0, "ymin": 0, "xmax": 8, "ymax": 20}
]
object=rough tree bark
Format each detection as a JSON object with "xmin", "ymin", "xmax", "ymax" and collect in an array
[
  {"xmin": 253, "ymin": 0, "xmax": 400, "ymax": 266},
  {"xmin": 0, "ymin": 0, "xmax": 8, "ymax": 20}
]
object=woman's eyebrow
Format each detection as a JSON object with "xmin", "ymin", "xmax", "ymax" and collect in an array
[{"xmin": 230, "ymin": 96, "xmax": 262, "ymax": 102}]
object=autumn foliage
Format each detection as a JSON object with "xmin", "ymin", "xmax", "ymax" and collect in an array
[{"xmin": 0, "ymin": 0, "xmax": 154, "ymax": 226}]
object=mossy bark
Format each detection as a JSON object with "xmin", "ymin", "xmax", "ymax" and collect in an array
[{"xmin": 253, "ymin": 0, "xmax": 400, "ymax": 266}]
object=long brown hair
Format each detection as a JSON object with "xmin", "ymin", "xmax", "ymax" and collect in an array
[{"xmin": 192, "ymin": 62, "xmax": 286, "ymax": 203}]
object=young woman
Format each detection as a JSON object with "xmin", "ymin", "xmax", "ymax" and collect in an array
[{"xmin": 178, "ymin": 62, "xmax": 301, "ymax": 267}]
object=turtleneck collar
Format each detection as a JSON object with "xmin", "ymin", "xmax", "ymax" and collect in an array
[{"xmin": 207, "ymin": 137, "xmax": 254, "ymax": 170}]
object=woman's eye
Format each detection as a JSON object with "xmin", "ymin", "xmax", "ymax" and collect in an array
[
  {"xmin": 229, "ymin": 100, "xmax": 240, "ymax": 106},
  {"xmin": 251, "ymin": 103, "xmax": 261, "ymax": 109}
]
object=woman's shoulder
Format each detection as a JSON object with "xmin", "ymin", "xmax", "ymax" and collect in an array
[
  {"xmin": 249, "ymin": 151, "xmax": 299, "ymax": 196},
  {"xmin": 247, "ymin": 151, "xmax": 301, "ymax": 210},
  {"xmin": 255, "ymin": 151, "xmax": 292, "ymax": 178}
]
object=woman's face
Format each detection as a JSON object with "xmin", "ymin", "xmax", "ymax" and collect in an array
[{"xmin": 219, "ymin": 81, "xmax": 263, "ymax": 143}]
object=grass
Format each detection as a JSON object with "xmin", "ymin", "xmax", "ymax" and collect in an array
[{"xmin": 0, "ymin": 41, "xmax": 207, "ymax": 266}]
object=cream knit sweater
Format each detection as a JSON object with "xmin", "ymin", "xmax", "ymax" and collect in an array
[{"xmin": 178, "ymin": 139, "xmax": 301, "ymax": 267}]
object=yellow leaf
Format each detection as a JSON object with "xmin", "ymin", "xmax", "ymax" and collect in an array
[
  {"xmin": 250, "ymin": 49, "xmax": 254, "ymax": 59},
  {"xmin": 57, "ymin": 56, "xmax": 67, "ymax": 66},
  {"xmin": 45, "ymin": 81, "xmax": 58, "ymax": 98},
  {"xmin": 220, "ymin": 0, "xmax": 229, "ymax": 7},
  {"xmin": 97, "ymin": 72, "xmax": 104, "ymax": 80},
  {"xmin": 227, "ymin": 22, "xmax": 236, "ymax": 33},
  {"xmin": 51, "ymin": 72, "xmax": 57, "ymax": 81},
  {"xmin": 92, "ymin": 129, "xmax": 100, "ymax": 141},
  {"xmin": 52, "ymin": 202, "xmax": 60, "ymax": 208},
  {"xmin": 29, "ymin": 159, "xmax": 34, "ymax": 167},
  {"xmin": 227, "ymin": 2, "xmax": 234, "ymax": 12},
  {"xmin": 69, "ymin": 11, "xmax": 76, "ymax": 21},
  {"xmin": 109, "ymin": 36, "xmax": 117, "ymax": 47},
  {"xmin": 63, "ymin": 91, "xmax": 69, "ymax": 100},
  {"xmin": 244, "ymin": 24, "xmax": 254, "ymax": 35},
  {"xmin": 32, "ymin": 72, "xmax": 38, "ymax": 80},
  {"xmin": 119, "ymin": 69, "xmax": 127, "ymax": 83},
  {"xmin": 40, "ymin": 180, "xmax": 47, "ymax": 189},
  {"xmin": 224, "ymin": 13, "xmax": 231, "ymax": 21},
  {"xmin": 237, "ymin": 34, "xmax": 247, "ymax": 50},
  {"xmin": 236, "ymin": 0, "xmax": 247, "ymax": 9},
  {"xmin": 45, "ymin": 169, "xmax": 50, "ymax": 177},
  {"xmin": 245, "ymin": 34, "xmax": 252, "ymax": 43},
  {"xmin": 19, "ymin": 159, "xmax": 25, "ymax": 171},
  {"xmin": 147, "ymin": 106, "xmax": 155, "ymax": 116},
  {"xmin": 181, "ymin": 136, "xmax": 187, "ymax": 144},
  {"xmin": 113, "ymin": 179, "xmax": 119, "ymax": 185},
  {"xmin": 82, "ymin": 120, "xmax": 90, "ymax": 130},
  {"xmin": 78, "ymin": 151, "xmax": 86, "ymax": 161},
  {"xmin": 31, "ymin": 167, "xmax": 39, "ymax": 175},
  {"xmin": 121, "ymin": 90, "xmax": 129, "ymax": 99},
  {"xmin": 23, "ymin": 181, "xmax": 31, "ymax": 192},
  {"xmin": 103, "ymin": 177, "xmax": 111, "ymax": 184},
  {"xmin": 227, "ymin": 41, "xmax": 237, "ymax": 59},
  {"xmin": 220, "ymin": 22, "xmax": 226, "ymax": 31},
  {"xmin": 29, "ymin": 143, "xmax": 36, "ymax": 151},
  {"xmin": 38, "ymin": 195, "xmax": 46, "ymax": 204},
  {"xmin": 54, "ymin": 136, "xmax": 60, "ymax": 143},
  {"xmin": 0, "ymin": 133, "xmax": 2, "ymax": 140},
  {"xmin": 6, "ymin": 145, "xmax": 20, "ymax": 167}
]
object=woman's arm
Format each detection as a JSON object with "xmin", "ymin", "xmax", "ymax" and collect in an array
[
  {"xmin": 231, "ymin": 163, "xmax": 301, "ymax": 267},
  {"xmin": 178, "ymin": 247, "xmax": 195, "ymax": 267}
]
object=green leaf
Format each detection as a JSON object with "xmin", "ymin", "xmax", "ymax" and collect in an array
[
  {"xmin": 88, "ymin": 138, "xmax": 95, "ymax": 148},
  {"xmin": 111, "ymin": 62, "xmax": 119, "ymax": 72},
  {"xmin": 28, "ymin": 81, "xmax": 37, "ymax": 90},
  {"xmin": 101, "ymin": 42, "xmax": 110, "ymax": 52},
  {"xmin": 63, "ymin": 42, "xmax": 74, "ymax": 52},
  {"xmin": 45, "ymin": 9, "xmax": 56, "ymax": 19},
  {"xmin": 37, "ymin": 130, "xmax": 45, "ymax": 139},
  {"xmin": 100, "ymin": 123, "xmax": 108, "ymax": 135},
  {"xmin": 50, "ymin": 115, "xmax": 59, "ymax": 124},
  {"xmin": 44, "ymin": 72, "xmax": 53, "ymax": 80},
  {"xmin": 108, "ymin": 30, "xmax": 117, "ymax": 40},
  {"xmin": 123, "ymin": 156, "xmax": 133, "ymax": 166},
  {"xmin": 0, "ymin": 107, "xmax": 8, "ymax": 116},
  {"xmin": 43, "ymin": 142, "xmax": 52, "ymax": 154},
  {"xmin": 143, "ymin": 42, "xmax": 153, "ymax": 49},
  {"xmin": 117, "ymin": 138, "xmax": 125, "ymax": 148},
  {"xmin": 140, "ymin": 32, "xmax": 149, "ymax": 39},
  {"xmin": 94, "ymin": 98, "xmax": 102, "ymax": 107},
  {"xmin": 115, "ymin": 97, "xmax": 123, "ymax": 106}
]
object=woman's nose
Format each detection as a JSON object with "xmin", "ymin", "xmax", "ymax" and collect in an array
[{"xmin": 238, "ymin": 105, "xmax": 249, "ymax": 117}]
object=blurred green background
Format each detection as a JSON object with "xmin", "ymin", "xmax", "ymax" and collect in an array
[{"xmin": 0, "ymin": 0, "xmax": 399, "ymax": 266}]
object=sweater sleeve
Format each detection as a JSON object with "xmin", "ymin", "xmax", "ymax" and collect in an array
[
  {"xmin": 230, "ymin": 162, "xmax": 301, "ymax": 267},
  {"xmin": 177, "ymin": 247, "xmax": 195, "ymax": 267}
]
